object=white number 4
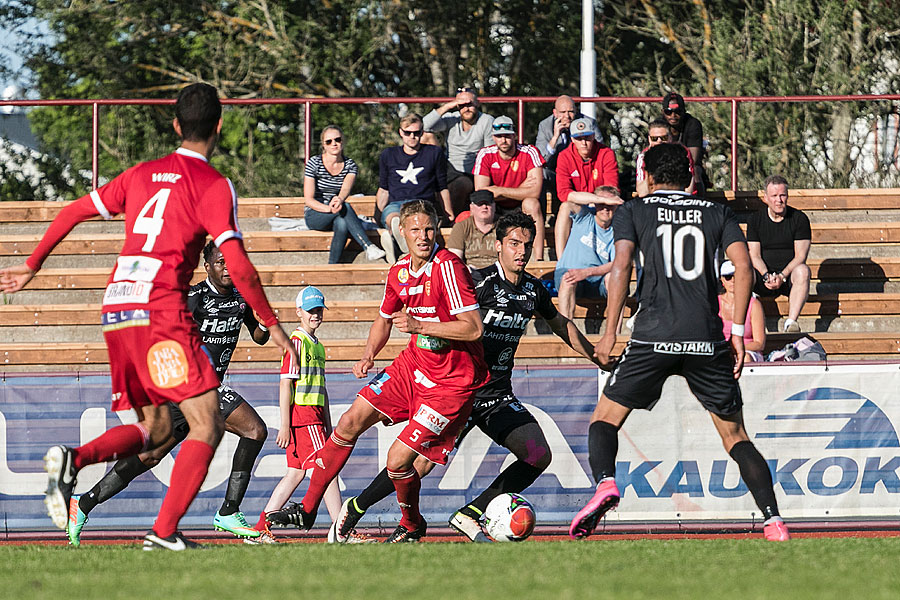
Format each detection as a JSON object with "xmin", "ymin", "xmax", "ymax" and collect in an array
[{"xmin": 134, "ymin": 189, "xmax": 171, "ymax": 251}]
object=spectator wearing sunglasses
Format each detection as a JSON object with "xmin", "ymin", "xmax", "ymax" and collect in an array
[
  {"xmin": 554, "ymin": 117, "xmax": 619, "ymax": 259},
  {"xmin": 422, "ymin": 87, "xmax": 495, "ymax": 216},
  {"xmin": 472, "ymin": 116, "xmax": 547, "ymax": 261},
  {"xmin": 718, "ymin": 260, "xmax": 766, "ymax": 362},
  {"xmin": 662, "ymin": 92, "xmax": 704, "ymax": 194},
  {"xmin": 635, "ymin": 118, "xmax": 696, "ymax": 197},
  {"xmin": 376, "ymin": 113, "xmax": 451, "ymax": 260},
  {"xmin": 304, "ymin": 125, "xmax": 386, "ymax": 264}
]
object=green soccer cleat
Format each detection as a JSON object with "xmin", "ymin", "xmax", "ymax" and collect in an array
[
  {"xmin": 66, "ymin": 495, "xmax": 88, "ymax": 547},
  {"xmin": 213, "ymin": 511, "xmax": 261, "ymax": 538}
]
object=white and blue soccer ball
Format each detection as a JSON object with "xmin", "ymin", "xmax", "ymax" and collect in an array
[{"xmin": 483, "ymin": 493, "xmax": 536, "ymax": 542}]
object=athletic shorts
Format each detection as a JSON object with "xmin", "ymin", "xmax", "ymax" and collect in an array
[
  {"xmin": 286, "ymin": 423, "xmax": 327, "ymax": 470},
  {"xmin": 603, "ymin": 340, "xmax": 742, "ymax": 416},
  {"xmin": 357, "ymin": 356, "xmax": 474, "ymax": 465},
  {"xmin": 458, "ymin": 393, "xmax": 539, "ymax": 447},
  {"xmin": 753, "ymin": 274, "xmax": 791, "ymax": 298},
  {"xmin": 105, "ymin": 309, "xmax": 220, "ymax": 412},
  {"xmin": 169, "ymin": 383, "xmax": 246, "ymax": 442}
]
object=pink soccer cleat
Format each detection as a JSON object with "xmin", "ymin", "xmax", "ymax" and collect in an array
[
  {"xmin": 569, "ymin": 478, "xmax": 620, "ymax": 539},
  {"xmin": 763, "ymin": 517, "xmax": 790, "ymax": 541}
]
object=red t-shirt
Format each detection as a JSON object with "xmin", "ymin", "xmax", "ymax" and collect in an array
[
  {"xmin": 555, "ymin": 142, "xmax": 619, "ymax": 202},
  {"xmin": 379, "ymin": 246, "xmax": 488, "ymax": 391},
  {"xmin": 472, "ymin": 144, "xmax": 544, "ymax": 208},
  {"xmin": 91, "ymin": 148, "xmax": 242, "ymax": 312}
]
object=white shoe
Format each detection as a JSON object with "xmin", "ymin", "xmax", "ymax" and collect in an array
[
  {"xmin": 365, "ymin": 244, "xmax": 386, "ymax": 261},
  {"xmin": 390, "ymin": 219, "xmax": 409, "ymax": 254},
  {"xmin": 379, "ymin": 229, "xmax": 397, "ymax": 264}
]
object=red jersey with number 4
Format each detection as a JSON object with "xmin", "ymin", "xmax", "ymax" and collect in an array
[
  {"xmin": 379, "ymin": 247, "xmax": 488, "ymax": 391},
  {"xmin": 91, "ymin": 148, "xmax": 242, "ymax": 313}
]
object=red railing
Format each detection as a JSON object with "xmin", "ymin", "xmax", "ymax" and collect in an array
[{"xmin": 4, "ymin": 94, "xmax": 900, "ymax": 191}]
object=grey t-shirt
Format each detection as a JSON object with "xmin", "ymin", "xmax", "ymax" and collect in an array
[{"xmin": 423, "ymin": 109, "xmax": 495, "ymax": 173}]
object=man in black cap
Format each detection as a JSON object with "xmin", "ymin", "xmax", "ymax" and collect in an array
[{"xmin": 662, "ymin": 92, "xmax": 705, "ymax": 194}]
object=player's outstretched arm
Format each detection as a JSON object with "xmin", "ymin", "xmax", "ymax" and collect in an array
[
  {"xmin": 0, "ymin": 264, "xmax": 36, "ymax": 293},
  {"xmin": 354, "ymin": 316, "xmax": 393, "ymax": 378},
  {"xmin": 546, "ymin": 313, "xmax": 602, "ymax": 368},
  {"xmin": 594, "ymin": 239, "xmax": 634, "ymax": 367}
]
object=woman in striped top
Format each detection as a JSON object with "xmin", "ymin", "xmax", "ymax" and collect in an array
[{"xmin": 304, "ymin": 125, "xmax": 386, "ymax": 263}]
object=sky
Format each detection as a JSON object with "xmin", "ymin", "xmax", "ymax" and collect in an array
[{"xmin": 1, "ymin": 16, "xmax": 48, "ymax": 99}]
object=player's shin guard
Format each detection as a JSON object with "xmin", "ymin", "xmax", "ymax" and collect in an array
[
  {"xmin": 300, "ymin": 432, "xmax": 355, "ymax": 514},
  {"xmin": 388, "ymin": 467, "xmax": 422, "ymax": 531},
  {"xmin": 152, "ymin": 440, "xmax": 215, "ymax": 538},
  {"xmin": 79, "ymin": 454, "xmax": 151, "ymax": 515},
  {"xmin": 72, "ymin": 423, "xmax": 150, "ymax": 470},
  {"xmin": 588, "ymin": 421, "xmax": 619, "ymax": 483},
  {"xmin": 729, "ymin": 440, "xmax": 780, "ymax": 520},
  {"xmin": 219, "ymin": 438, "xmax": 264, "ymax": 516}
]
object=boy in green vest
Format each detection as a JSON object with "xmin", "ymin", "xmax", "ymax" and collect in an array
[{"xmin": 251, "ymin": 286, "xmax": 352, "ymax": 543}]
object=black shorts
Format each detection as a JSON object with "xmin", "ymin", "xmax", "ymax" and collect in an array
[
  {"xmin": 603, "ymin": 340, "xmax": 742, "ymax": 416},
  {"xmin": 169, "ymin": 383, "xmax": 246, "ymax": 442},
  {"xmin": 446, "ymin": 162, "xmax": 474, "ymax": 185},
  {"xmin": 753, "ymin": 272, "xmax": 791, "ymax": 298},
  {"xmin": 457, "ymin": 393, "xmax": 539, "ymax": 447}
]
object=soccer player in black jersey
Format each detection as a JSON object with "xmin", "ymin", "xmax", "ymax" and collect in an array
[
  {"xmin": 327, "ymin": 211, "xmax": 604, "ymax": 543},
  {"xmin": 66, "ymin": 241, "xmax": 272, "ymax": 545},
  {"xmin": 569, "ymin": 143, "xmax": 790, "ymax": 542}
]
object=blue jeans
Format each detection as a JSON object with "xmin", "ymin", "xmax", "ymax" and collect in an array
[{"xmin": 305, "ymin": 203, "xmax": 370, "ymax": 264}]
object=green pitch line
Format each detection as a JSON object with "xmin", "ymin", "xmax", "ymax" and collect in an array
[{"xmin": 3, "ymin": 538, "xmax": 899, "ymax": 600}]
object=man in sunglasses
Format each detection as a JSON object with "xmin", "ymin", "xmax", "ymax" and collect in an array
[
  {"xmin": 472, "ymin": 116, "xmax": 546, "ymax": 261},
  {"xmin": 423, "ymin": 87, "xmax": 495, "ymax": 216},
  {"xmin": 636, "ymin": 117, "xmax": 695, "ymax": 197},
  {"xmin": 661, "ymin": 92, "xmax": 704, "ymax": 194},
  {"xmin": 376, "ymin": 112, "xmax": 451, "ymax": 260}
]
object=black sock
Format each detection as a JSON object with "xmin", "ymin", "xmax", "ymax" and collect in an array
[
  {"xmin": 219, "ymin": 437, "xmax": 264, "ymax": 516},
  {"xmin": 469, "ymin": 460, "xmax": 544, "ymax": 513},
  {"xmin": 729, "ymin": 440, "xmax": 779, "ymax": 519},
  {"xmin": 588, "ymin": 421, "xmax": 619, "ymax": 483},
  {"xmin": 355, "ymin": 468, "xmax": 395, "ymax": 512},
  {"xmin": 79, "ymin": 455, "xmax": 150, "ymax": 514}
]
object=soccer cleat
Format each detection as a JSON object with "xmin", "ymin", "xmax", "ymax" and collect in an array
[
  {"xmin": 328, "ymin": 496, "xmax": 366, "ymax": 544},
  {"xmin": 346, "ymin": 530, "xmax": 377, "ymax": 544},
  {"xmin": 244, "ymin": 526, "xmax": 280, "ymax": 545},
  {"xmin": 143, "ymin": 530, "xmax": 203, "ymax": 551},
  {"xmin": 267, "ymin": 502, "xmax": 316, "ymax": 530},
  {"xmin": 384, "ymin": 519, "xmax": 427, "ymax": 543},
  {"xmin": 569, "ymin": 478, "xmax": 620, "ymax": 540},
  {"xmin": 449, "ymin": 504, "xmax": 490, "ymax": 542},
  {"xmin": 365, "ymin": 244, "xmax": 387, "ymax": 262},
  {"xmin": 213, "ymin": 511, "xmax": 261, "ymax": 538},
  {"xmin": 44, "ymin": 445, "xmax": 77, "ymax": 530},
  {"xmin": 66, "ymin": 495, "xmax": 88, "ymax": 547},
  {"xmin": 763, "ymin": 517, "xmax": 791, "ymax": 541}
]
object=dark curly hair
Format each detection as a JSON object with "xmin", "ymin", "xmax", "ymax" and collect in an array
[
  {"xmin": 644, "ymin": 143, "xmax": 692, "ymax": 190},
  {"xmin": 175, "ymin": 83, "xmax": 221, "ymax": 142},
  {"xmin": 495, "ymin": 211, "xmax": 536, "ymax": 243}
]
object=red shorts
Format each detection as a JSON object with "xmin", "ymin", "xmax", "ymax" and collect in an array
[
  {"xmin": 103, "ymin": 308, "xmax": 220, "ymax": 412},
  {"xmin": 286, "ymin": 423, "xmax": 327, "ymax": 470},
  {"xmin": 357, "ymin": 356, "xmax": 474, "ymax": 465}
]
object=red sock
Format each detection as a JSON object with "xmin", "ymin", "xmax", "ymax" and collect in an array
[
  {"xmin": 152, "ymin": 440, "xmax": 214, "ymax": 538},
  {"xmin": 389, "ymin": 467, "xmax": 422, "ymax": 530},
  {"xmin": 73, "ymin": 423, "xmax": 149, "ymax": 470},
  {"xmin": 255, "ymin": 511, "xmax": 268, "ymax": 530},
  {"xmin": 300, "ymin": 432, "xmax": 355, "ymax": 513}
]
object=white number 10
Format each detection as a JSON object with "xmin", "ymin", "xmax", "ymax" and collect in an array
[
  {"xmin": 134, "ymin": 189, "xmax": 171, "ymax": 251},
  {"xmin": 656, "ymin": 223, "xmax": 704, "ymax": 280}
]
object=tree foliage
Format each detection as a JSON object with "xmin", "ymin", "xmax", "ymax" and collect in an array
[{"xmin": 1, "ymin": 0, "xmax": 899, "ymax": 201}]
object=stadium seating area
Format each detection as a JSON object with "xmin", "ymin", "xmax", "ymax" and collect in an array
[{"xmin": 2, "ymin": 188, "xmax": 899, "ymax": 370}]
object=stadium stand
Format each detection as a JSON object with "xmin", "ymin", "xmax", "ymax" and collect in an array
[{"xmin": 1, "ymin": 189, "xmax": 899, "ymax": 368}]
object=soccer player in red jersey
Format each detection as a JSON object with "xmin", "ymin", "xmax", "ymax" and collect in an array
[
  {"xmin": 0, "ymin": 83, "xmax": 298, "ymax": 551},
  {"xmin": 268, "ymin": 200, "xmax": 488, "ymax": 542}
]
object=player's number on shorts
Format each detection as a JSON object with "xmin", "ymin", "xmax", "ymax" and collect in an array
[
  {"xmin": 657, "ymin": 224, "xmax": 704, "ymax": 280},
  {"xmin": 134, "ymin": 189, "xmax": 171, "ymax": 251}
]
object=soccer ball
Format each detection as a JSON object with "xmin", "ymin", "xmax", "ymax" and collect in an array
[{"xmin": 482, "ymin": 493, "xmax": 536, "ymax": 542}]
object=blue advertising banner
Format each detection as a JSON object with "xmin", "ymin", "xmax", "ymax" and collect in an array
[{"xmin": 2, "ymin": 363, "xmax": 899, "ymax": 530}]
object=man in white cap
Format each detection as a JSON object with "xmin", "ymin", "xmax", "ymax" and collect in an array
[{"xmin": 472, "ymin": 115, "xmax": 546, "ymax": 260}]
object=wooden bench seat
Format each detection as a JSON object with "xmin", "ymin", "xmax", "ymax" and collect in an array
[{"xmin": 2, "ymin": 331, "xmax": 896, "ymax": 366}]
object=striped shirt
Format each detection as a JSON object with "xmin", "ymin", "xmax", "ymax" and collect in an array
[{"xmin": 304, "ymin": 154, "xmax": 358, "ymax": 204}]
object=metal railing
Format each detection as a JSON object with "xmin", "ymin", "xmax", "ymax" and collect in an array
[{"xmin": 4, "ymin": 94, "xmax": 900, "ymax": 191}]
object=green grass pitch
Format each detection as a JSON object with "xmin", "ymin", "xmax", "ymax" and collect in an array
[{"xmin": 3, "ymin": 537, "xmax": 899, "ymax": 600}]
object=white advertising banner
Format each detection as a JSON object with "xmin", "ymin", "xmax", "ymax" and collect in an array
[{"xmin": 605, "ymin": 363, "xmax": 900, "ymax": 521}]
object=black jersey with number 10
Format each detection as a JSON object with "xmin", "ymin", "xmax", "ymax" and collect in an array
[{"xmin": 615, "ymin": 191, "xmax": 745, "ymax": 343}]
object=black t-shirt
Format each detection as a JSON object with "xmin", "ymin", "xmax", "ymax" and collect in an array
[
  {"xmin": 615, "ymin": 191, "xmax": 745, "ymax": 342},
  {"xmin": 746, "ymin": 206, "xmax": 811, "ymax": 274},
  {"xmin": 187, "ymin": 279, "xmax": 260, "ymax": 380},
  {"xmin": 472, "ymin": 263, "xmax": 558, "ymax": 402},
  {"xmin": 673, "ymin": 112, "xmax": 703, "ymax": 149}
]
